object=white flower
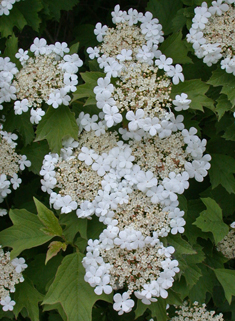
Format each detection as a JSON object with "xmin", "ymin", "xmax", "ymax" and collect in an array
[
  {"xmin": 14, "ymin": 99, "xmax": 29, "ymax": 115},
  {"xmin": 113, "ymin": 292, "xmax": 135, "ymax": 315},
  {"xmin": 155, "ymin": 54, "xmax": 173, "ymax": 72},
  {"xmin": 167, "ymin": 64, "xmax": 184, "ymax": 84},
  {"xmin": 47, "ymin": 90, "xmax": 62, "ymax": 108},
  {"xmin": 92, "ymin": 155, "xmax": 110, "ymax": 176},
  {"xmin": 94, "ymin": 77, "xmax": 114, "ymax": 95},
  {"xmin": 209, "ymin": 0, "xmax": 229, "ymax": 15},
  {"xmin": 94, "ymin": 275, "xmax": 112, "ymax": 295},
  {"xmin": 11, "ymin": 257, "xmax": 28, "ymax": 273},
  {"xmin": 94, "ymin": 22, "xmax": 108, "ymax": 42},
  {"xmin": 173, "ymin": 93, "xmax": 191, "ymax": 111},
  {"xmin": 30, "ymin": 108, "xmax": 45, "ymax": 124},
  {"xmin": 30, "ymin": 37, "xmax": 47, "ymax": 56},
  {"xmin": 18, "ymin": 155, "xmax": 31, "ymax": 170},
  {"xmin": 126, "ymin": 109, "xmax": 145, "ymax": 131},
  {"xmin": 103, "ymin": 105, "xmax": 122, "ymax": 127},
  {"xmin": 136, "ymin": 45, "xmax": 154, "ymax": 64},
  {"xmin": 116, "ymin": 49, "xmax": 132, "ymax": 62},
  {"xmin": 58, "ymin": 195, "xmax": 77, "ymax": 214},
  {"xmin": 10, "ymin": 173, "xmax": 22, "ymax": 190},
  {"xmin": 87, "ymin": 46, "xmax": 100, "ymax": 59},
  {"xmin": 0, "ymin": 296, "xmax": 16, "ymax": 312},
  {"xmin": 53, "ymin": 41, "xmax": 70, "ymax": 56},
  {"xmin": 15, "ymin": 48, "xmax": 29, "ymax": 64},
  {"xmin": 78, "ymin": 147, "xmax": 98, "ymax": 165},
  {"xmin": 0, "ymin": 208, "xmax": 7, "ymax": 216}
]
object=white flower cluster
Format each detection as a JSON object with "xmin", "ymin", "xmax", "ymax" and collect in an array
[
  {"xmin": 0, "ymin": 246, "xmax": 27, "ymax": 312},
  {"xmin": 187, "ymin": 0, "xmax": 235, "ymax": 74},
  {"xmin": 0, "ymin": 56, "xmax": 18, "ymax": 110},
  {"xmin": 170, "ymin": 301, "xmax": 224, "ymax": 321},
  {"xmin": 10, "ymin": 37, "xmax": 83, "ymax": 124},
  {"xmin": 0, "ymin": 0, "xmax": 20, "ymax": 16},
  {"xmin": 217, "ymin": 221, "xmax": 235, "ymax": 259},
  {"xmin": 40, "ymin": 113, "xmax": 134, "ymax": 218},
  {"xmin": 0, "ymin": 126, "xmax": 31, "ymax": 210},
  {"xmin": 39, "ymin": 110, "xmax": 211, "ymax": 314},
  {"xmin": 87, "ymin": 5, "xmax": 186, "ymax": 131}
]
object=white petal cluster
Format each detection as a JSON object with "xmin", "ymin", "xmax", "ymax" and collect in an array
[
  {"xmin": 40, "ymin": 113, "xmax": 134, "ymax": 217},
  {"xmin": 0, "ymin": 128, "xmax": 31, "ymax": 205},
  {"xmin": 11, "ymin": 38, "xmax": 83, "ymax": 123},
  {"xmin": 0, "ymin": 0, "xmax": 20, "ymax": 16},
  {"xmin": 187, "ymin": 0, "xmax": 235, "ymax": 75},
  {"xmin": 0, "ymin": 57, "xmax": 18, "ymax": 110},
  {"xmin": 87, "ymin": 6, "xmax": 186, "ymax": 130},
  {"xmin": 170, "ymin": 301, "xmax": 224, "ymax": 321},
  {"xmin": 0, "ymin": 246, "xmax": 27, "ymax": 312}
]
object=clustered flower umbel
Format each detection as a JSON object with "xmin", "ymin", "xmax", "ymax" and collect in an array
[
  {"xmin": 39, "ymin": 5, "xmax": 212, "ymax": 315},
  {"xmin": 6, "ymin": 37, "xmax": 83, "ymax": 124},
  {"xmin": 39, "ymin": 107, "xmax": 211, "ymax": 315},
  {"xmin": 87, "ymin": 5, "xmax": 187, "ymax": 132},
  {"xmin": 217, "ymin": 221, "xmax": 235, "ymax": 259},
  {"xmin": 170, "ymin": 301, "xmax": 224, "ymax": 321},
  {"xmin": 0, "ymin": 0, "xmax": 20, "ymax": 16},
  {"xmin": 0, "ymin": 125, "xmax": 31, "ymax": 214},
  {"xmin": 0, "ymin": 246, "xmax": 27, "ymax": 312},
  {"xmin": 187, "ymin": 0, "xmax": 235, "ymax": 75}
]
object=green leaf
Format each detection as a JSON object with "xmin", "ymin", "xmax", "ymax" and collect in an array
[
  {"xmin": 69, "ymin": 42, "xmax": 79, "ymax": 55},
  {"xmin": 146, "ymin": 0, "xmax": 183, "ymax": 35},
  {"xmin": 166, "ymin": 234, "xmax": 196, "ymax": 256},
  {"xmin": 13, "ymin": 278, "xmax": 44, "ymax": 321},
  {"xmin": 216, "ymin": 94, "xmax": 232, "ymax": 121},
  {"xmin": 59, "ymin": 212, "xmax": 87, "ymax": 244},
  {"xmin": 188, "ymin": 265, "xmax": 216, "ymax": 303},
  {"xmin": 208, "ymin": 68, "xmax": 235, "ymax": 105},
  {"xmin": 16, "ymin": 0, "xmax": 43, "ymax": 31},
  {"xmin": 159, "ymin": 31, "xmax": 192, "ymax": 64},
  {"xmin": 34, "ymin": 198, "xmax": 63, "ymax": 237},
  {"xmin": 35, "ymin": 105, "xmax": 78, "ymax": 154},
  {"xmin": 21, "ymin": 140, "xmax": 50, "ymax": 175},
  {"xmin": 214, "ymin": 269, "xmax": 235, "ymax": 304},
  {"xmin": 150, "ymin": 299, "xmax": 167, "ymax": 321},
  {"xmin": 43, "ymin": 252, "xmax": 112, "ymax": 321},
  {"xmin": 171, "ymin": 79, "xmax": 214, "ymax": 112},
  {"xmin": 0, "ymin": 7, "xmax": 26, "ymax": 37},
  {"xmin": 40, "ymin": 0, "xmax": 79, "ymax": 21},
  {"xmin": 178, "ymin": 245, "xmax": 205, "ymax": 288},
  {"xmin": 0, "ymin": 208, "xmax": 53, "ymax": 258},
  {"xmin": 194, "ymin": 198, "xmax": 229, "ymax": 244},
  {"xmin": 3, "ymin": 110, "xmax": 34, "ymax": 146},
  {"xmin": 72, "ymin": 72, "xmax": 105, "ymax": 103},
  {"xmin": 46, "ymin": 241, "xmax": 67, "ymax": 264},
  {"xmin": 24, "ymin": 254, "xmax": 63, "ymax": 294},
  {"xmin": 184, "ymin": 199, "xmax": 211, "ymax": 245},
  {"xmin": 4, "ymin": 34, "xmax": 18, "ymax": 65},
  {"xmin": 44, "ymin": 303, "xmax": 67, "ymax": 321},
  {"xmin": 135, "ymin": 298, "xmax": 167, "ymax": 321},
  {"xmin": 210, "ymin": 154, "xmax": 235, "ymax": 194}
]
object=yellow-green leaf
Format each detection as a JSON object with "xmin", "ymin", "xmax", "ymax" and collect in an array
[
  {"xmin": 46, "ymin": 241, "xmax": 67, "ymax": 264},
  {"xmin": 34, "ymin": 198, "xmax": 63, "ymax": 237}
]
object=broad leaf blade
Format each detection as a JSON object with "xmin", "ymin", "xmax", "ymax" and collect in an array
[
  {"xmin": 210, "ymin": 154, "xmax": 235, "ymax": 194},
  {"xmin": 43, "ymin": 252, "xmax": 112, "ymax": 321},
  {"xmin": 194, "ymin": 198, "xmax": 229, "ymax": 244},
  {"xmin": 171, "ymin": 79, "xmax": 214, "ymax": 112},
  {"xmin": 35, "ymin": 105, "xmax": 78, "ymax": 154},
  {"xmin": 0, "ymin": 209, "xmax": 53, "ymax": 258},
  {"xmin": 14, "ymin": 278, "xmax": 44, "ymax": 321},
  {"xmin": 214, "ymin": 269, "xmax": 235, "ymax": 304},
  {"xmin": 34, "ymin": 198, "xmax": 63, "ymax": 237}
]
